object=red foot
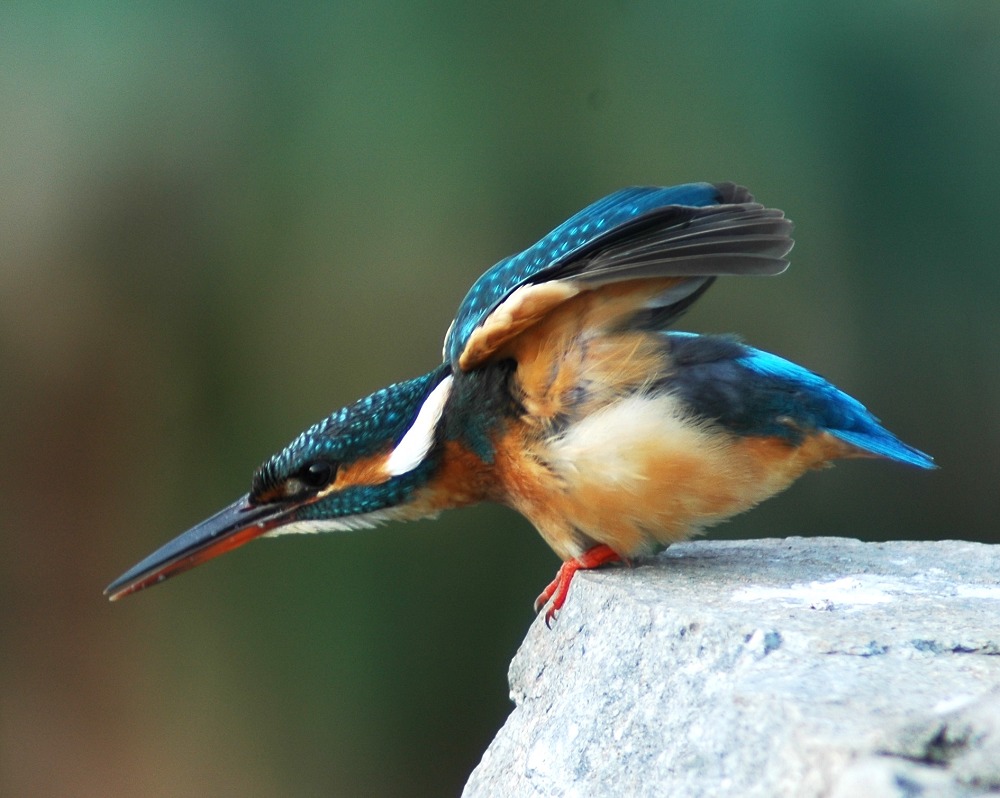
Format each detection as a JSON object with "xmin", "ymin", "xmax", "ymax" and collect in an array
[{"xmin": 534, "ymin": 544, "xmax": 622, "ymax": 626}]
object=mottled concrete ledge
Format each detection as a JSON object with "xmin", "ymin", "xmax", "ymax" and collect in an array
[{"xmin": 463, "ymin": 538, "xmax": 1000, "ymax": 798}]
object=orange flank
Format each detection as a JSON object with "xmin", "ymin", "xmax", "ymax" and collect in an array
[{"xmin": 493, "ymin": 393, "xmax": 862, "ymax": 564}]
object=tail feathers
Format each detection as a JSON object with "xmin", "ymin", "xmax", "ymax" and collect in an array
[
  {"xmin": 676, "ymin": 337, "xmax": 937, "ymax": 471},
  {"xmin": 828, "ymin": 428, "xmax": 936, "ymax": 469}
]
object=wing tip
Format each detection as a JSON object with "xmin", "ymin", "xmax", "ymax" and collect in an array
[{"xmin": 713, "ymin": 182, "xmax": 755, "ymax": 205}]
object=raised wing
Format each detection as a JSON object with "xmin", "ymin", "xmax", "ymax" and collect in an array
[{"xmin": 444, "ymin": 182, "xmax": 792, "ymax": 372}]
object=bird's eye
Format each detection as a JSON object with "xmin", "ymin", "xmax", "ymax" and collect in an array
[{"xmin": 297, "ymin": 460, "xmax": 336, "ymax": 490}]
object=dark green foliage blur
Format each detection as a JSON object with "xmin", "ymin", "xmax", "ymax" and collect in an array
[{"xmin": 3, "ymin": 3, "xmax": 998, "ymax": 796}]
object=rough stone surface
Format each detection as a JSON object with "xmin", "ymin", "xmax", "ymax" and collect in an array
[{"xmin": 463, "ymin": 538, "xmax": 1000, "ymax": 798}]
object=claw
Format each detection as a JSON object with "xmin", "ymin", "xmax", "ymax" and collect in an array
[{"xmin": 534, "ymin": 544, "xmax": 622, "ymax": 625}]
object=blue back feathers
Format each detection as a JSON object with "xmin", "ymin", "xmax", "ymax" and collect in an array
[
  {"xmin": 444, "ymin": 183, "xmax": 725, "ymax": 366},
  {"xmin": 666, "ymin": 333, "xmax": 935, "ymax": 469}
]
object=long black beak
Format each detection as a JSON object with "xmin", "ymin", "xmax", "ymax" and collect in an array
[{"xmin": 104, "ymin": 494, "xmax": 291, "ymax": 601}]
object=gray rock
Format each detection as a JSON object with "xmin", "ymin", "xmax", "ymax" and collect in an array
[{"xmin": 463, "ymin": 538, "xmax": 1000, "ymax": 798}]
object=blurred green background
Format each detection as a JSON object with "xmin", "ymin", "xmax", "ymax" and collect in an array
[{"xmin": 2, "ymin": 2, "xmax": 998, "ymax": 796}]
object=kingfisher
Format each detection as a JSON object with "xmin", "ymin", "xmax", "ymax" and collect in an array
[{"xmin": 105, "ymin": 183, "xmax": 934, "ymax": 622}]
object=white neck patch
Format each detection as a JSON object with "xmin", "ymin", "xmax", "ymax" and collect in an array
[
  {"xmin": 264, "ymin": 508, "xmax": 401, "ymax": 537},
  {"xmin": 385, "ymin": 374, "xmax": 453, "ymax": 476}
]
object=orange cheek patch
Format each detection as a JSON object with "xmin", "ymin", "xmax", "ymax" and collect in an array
[
  {"xmin": 316, "ymin": 439, "xmax": 500, "ymax": 515},
  {"xmin": 326, "ymin": 452, "xmax": 392, "ymax": 492},
  {"xmin": 253, "ymin": 485, "xmax": 290, "ymax": 504}
]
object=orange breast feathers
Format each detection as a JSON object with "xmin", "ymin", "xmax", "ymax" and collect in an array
[
  {"xmin": 485, "ymin": 286, "xmax": 853, "ymax": 562},
  {"xmin": 496, "ymin": 391, "xmax": 853, "ymax": 562}
]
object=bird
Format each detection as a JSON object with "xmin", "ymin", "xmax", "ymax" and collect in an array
[{"xmin": 105, "ymin": 182, "xmax": 934, "ymax": 623}]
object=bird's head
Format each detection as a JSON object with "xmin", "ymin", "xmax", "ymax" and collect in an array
[{"xmin": 105, "ymin": 366, "xmax": 455, "ymax": 600}]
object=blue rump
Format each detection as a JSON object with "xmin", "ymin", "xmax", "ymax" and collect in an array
[{"xmin": 665, "ymin": 333, "xmax": 934, "ymax": 469}]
